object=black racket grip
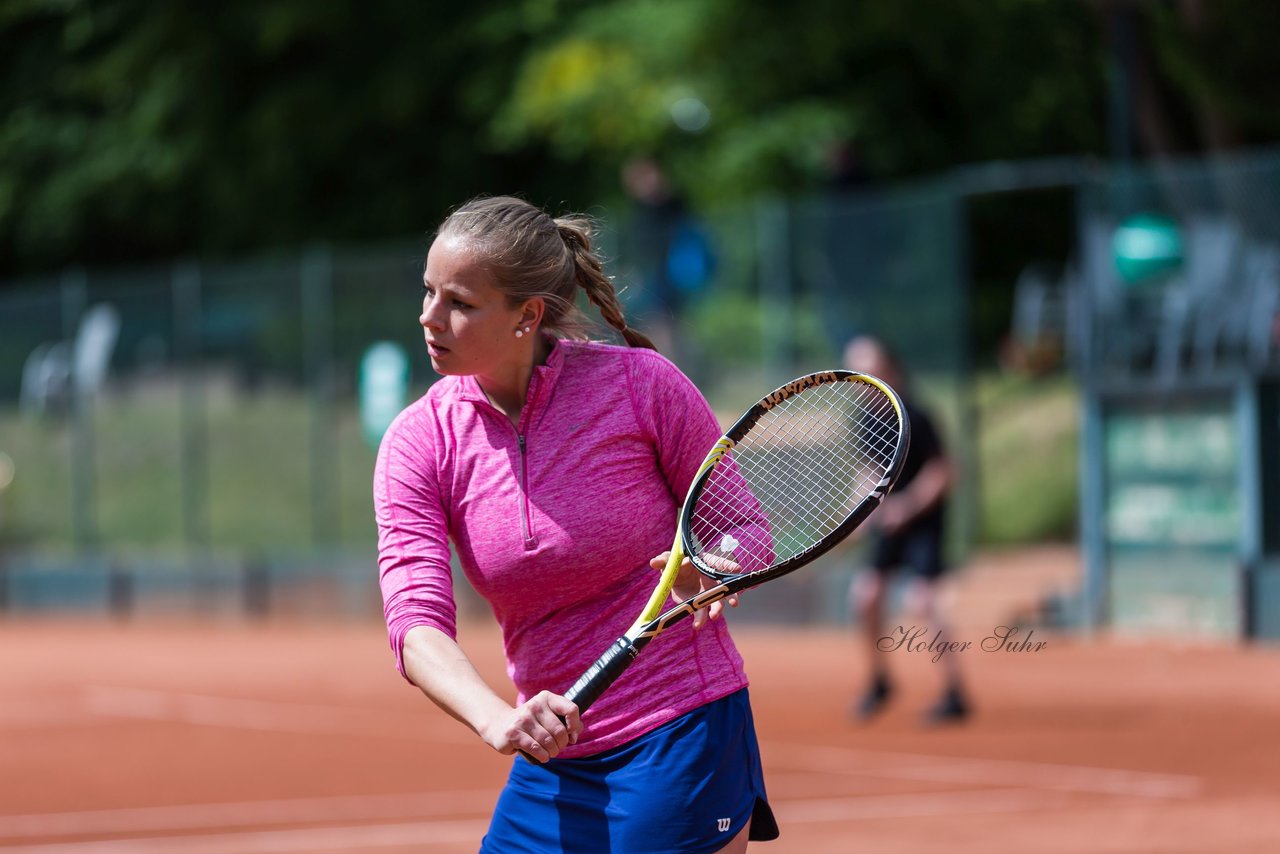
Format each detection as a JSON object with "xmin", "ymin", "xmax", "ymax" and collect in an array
[
  {"xmin": 517, "ymin": 636, "xmax": 637, "ymax": 763},
  {"xmin": 564, "ymin": 635, "xmax": 639, "ymax": 718}
]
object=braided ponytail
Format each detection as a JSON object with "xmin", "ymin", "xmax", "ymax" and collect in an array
[{"xmin": 555, "ymin": 217, "xmax": 657, "ymax": 351}]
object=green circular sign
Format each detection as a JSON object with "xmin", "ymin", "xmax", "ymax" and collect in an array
[{"xmin": 1111, "ymin": 214, "xmax": 1183, "ymax": 287}]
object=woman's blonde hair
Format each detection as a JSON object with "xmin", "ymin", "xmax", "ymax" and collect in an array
[{"xmin": 435, "ymin": 196, "xmax": 656, "ymax": 350}]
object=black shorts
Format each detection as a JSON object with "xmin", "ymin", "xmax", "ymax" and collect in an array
[{"xmin": 869, "ymin": 528, "xmax": 946, "ymax": 581}]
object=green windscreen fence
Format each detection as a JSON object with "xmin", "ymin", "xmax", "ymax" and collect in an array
[{"xmin": 0, "ymin": 187, "xmax": 969, "ymax": 621}]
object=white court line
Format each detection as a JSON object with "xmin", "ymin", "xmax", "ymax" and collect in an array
[
  {"xmin": 0, "ymin": 790, "xmax": 495, "ymax": 840},
  {"xmin": 774, "ymin": 786, "xmax": 1072, "ymax": 823},
  {"xmin": 80, "ymin": 686, "xmax": 474, "ymax": 744},
  {"xmin": 765, "ymin": 742, "xmax": 1202, "ymax": 799},
  {"xmin": 0, "ymin": 790, "xmax": 1071, "ymax": 853},
  {"xmin": 0, "ymin": 739, "xmax": 1201, "ymax": 851},
  {"xmin": 0, "ymin": 818, "xmax": 490, "ymax": 853}
]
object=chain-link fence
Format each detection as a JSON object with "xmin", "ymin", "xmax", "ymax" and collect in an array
[{"xmin": 0, "ymin": 186, "xmax": 970, "ymax": 620}]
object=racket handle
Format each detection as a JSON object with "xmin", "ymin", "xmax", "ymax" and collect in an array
[
  {"xmin": 517, "ymin": 636, "xmax": 638, "ymax": 763},
  {"xmin": 563, "ymin": 635, "xmax": 639, "ymax": 718}
]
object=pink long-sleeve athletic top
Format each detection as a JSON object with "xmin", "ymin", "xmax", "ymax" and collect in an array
[{"xmin": 375, "ymin": 338, "xmax": 749, "ymax": 758}]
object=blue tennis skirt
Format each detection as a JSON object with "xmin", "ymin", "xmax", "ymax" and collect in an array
[{"xmin": 480, "ymin": 688, "xmax": 779, "ymax": 853}]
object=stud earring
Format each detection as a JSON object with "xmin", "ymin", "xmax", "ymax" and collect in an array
[{"xmin": 515, "ymin": 329, "xmax": 523, "ymax": 338}]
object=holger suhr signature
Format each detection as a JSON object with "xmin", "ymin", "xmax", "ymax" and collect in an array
[{"xmin": 877, "ymin": 625, "xmax": 1048, "ymax": 663}]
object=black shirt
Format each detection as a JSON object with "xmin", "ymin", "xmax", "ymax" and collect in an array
[{"xmin": 886, "ymin": 398, "xmax": 947, "ymax": 541}]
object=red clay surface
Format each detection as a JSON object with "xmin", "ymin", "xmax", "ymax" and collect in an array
[{"xmin": 2, "ymin": 546, "xmax": 1279, "ymax": 853}]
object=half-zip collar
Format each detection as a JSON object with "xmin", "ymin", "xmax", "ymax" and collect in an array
[
  {"xmin": 456, "ymin": 335, "xmax": 566, "ymax": 429},
  {"xmin": 457, "ymin": 337, "xmax": 566, "ymax": 551}
]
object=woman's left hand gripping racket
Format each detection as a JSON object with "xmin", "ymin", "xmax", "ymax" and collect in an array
[{"xmin": 562, "ymin": 369, "xmax": 911, "ymax": 718}]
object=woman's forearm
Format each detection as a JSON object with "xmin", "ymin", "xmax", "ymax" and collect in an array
[
  {"xmin": 402, "ymin": 625, "xmax": 582, "ymax": 760},
  {"xmin": 401, "ymin": 624, "xmax": 514, "ymax": 744}
]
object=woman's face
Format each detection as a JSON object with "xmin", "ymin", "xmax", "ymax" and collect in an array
[{"xmin": 420, "ymin": 236, "xmax": 530, "ymax": 379}]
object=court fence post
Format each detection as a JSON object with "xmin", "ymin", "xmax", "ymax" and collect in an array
[
  {"xmin": 755, "ymin": 196, "xmax": 793, "ymax": 383},
  {"xmin": 243, "ymin": 552, "xmax": 271, "ymax": 619},
  {"xmin": 63, "ymin": 268, "xmax": 97, "ymax": 552},
  {"xmin": 302, "ymin": 245, "xmax": 338, "ymax": 547},
  {"xmin": 107, "ymin": 557, "xmax": 133, "ymax": 619},
  {"xmin": 173, "ymin": 260, "xmax": 211, "ymax": 557}
]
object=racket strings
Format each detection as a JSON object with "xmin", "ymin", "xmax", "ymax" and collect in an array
[
  {"xmin": 738, "ymin": 411, "xmax": 893, "ymax": 539},
  {"xmin": 745, "ymin": 402, "xmax": 896, "ymax": 496},
  {"xmin": 689, "ymin": 379, "xmax": 902, "ymax": 574},
  {"xmin": 741, "ymin": 384, "xmax": 899, "ymax": 476},
  {"xmin": 695, "ymin": 436, "xmax": 890, "ymax": 567},
  {"xmin": 734, "ymin": 383, "xmax": 897, "ymax": 500}
]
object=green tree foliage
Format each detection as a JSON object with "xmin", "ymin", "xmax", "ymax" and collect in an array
[
  {"xmin": 2, "ymin": 0, "xmax": 1278, "ymax": 279},
  {"xmin": 0, "ymin": 0, "xmax": 579, "ymax": 277},
  {"xmin": 494, "ymin": 0, "xmax": 1108, "ymax": 205},
  {"xmin": 1138, "ymin": 0, "xmax": 1280, "ymax": 152}
]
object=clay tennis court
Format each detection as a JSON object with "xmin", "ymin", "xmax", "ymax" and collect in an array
[{"xmin": 2, "ymin": 547, "xmax": 1278, "ymax": 853}]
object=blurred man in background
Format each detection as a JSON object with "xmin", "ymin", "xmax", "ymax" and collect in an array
[{"xmin": 845, "ymin": 335, "xmax": 970, "ymax": 725}]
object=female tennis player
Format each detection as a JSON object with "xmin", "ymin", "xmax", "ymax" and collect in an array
[{"xmin": 375, "ymin": 196, "xmax": 778, "ymax": 852}]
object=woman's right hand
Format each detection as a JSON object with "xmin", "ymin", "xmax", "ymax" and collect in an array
[
  {"xmin": 651, "ymin": 551, "xmax": 740, "ymax": 629},
  {"xmin": 482, "ymin": 690, "xmax": 583, "ymax": 762}
]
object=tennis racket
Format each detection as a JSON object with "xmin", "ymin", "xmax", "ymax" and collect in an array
[{"xmin": 563, "ymin": 369, "xmax": 911, "ymax": 717}]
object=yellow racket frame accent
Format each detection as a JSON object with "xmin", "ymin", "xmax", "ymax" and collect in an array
[{"xmin": 628, "ymin": 436, "xmax": 736, "ymax": 632}]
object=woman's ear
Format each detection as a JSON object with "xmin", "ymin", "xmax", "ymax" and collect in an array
[{"xmin": 520, "ymin": 296, "xmax": 546, "ymax": 331}]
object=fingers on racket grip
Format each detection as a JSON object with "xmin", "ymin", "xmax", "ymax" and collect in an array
[{"xmin": 564, "ymin": 636, "xmax": 638, "ymax": 717}]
